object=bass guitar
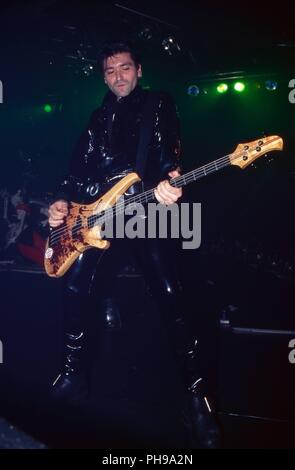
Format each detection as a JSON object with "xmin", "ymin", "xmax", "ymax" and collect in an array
[{"xmin": 44, "ymin": 135, "xmax": 283, "ymax": 278}]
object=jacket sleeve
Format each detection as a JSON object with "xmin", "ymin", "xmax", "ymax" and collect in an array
[
  {"xmin": 53, "ymin": 109, "xmax": 100, "ymax": 202},
  {"xmin": 156, "ymin": 92, "xmax": 182, "ymax": 179}
]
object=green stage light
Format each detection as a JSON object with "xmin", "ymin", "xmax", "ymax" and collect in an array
[
  {"xmin": 217, "ymin": 83, "xmax": 228, "ymax": 93},
  {"xmin": 43, "ymin": 104, "xmax": 53, "ymax": 113},
  {"xmin": 233, "ymin": 82, "xmax": 245, "ymax": 92}
]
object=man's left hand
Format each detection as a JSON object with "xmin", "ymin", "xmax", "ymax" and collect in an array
[{"xmin": 154, "ymin": 169, "xmax": 182, "ymax": 205}]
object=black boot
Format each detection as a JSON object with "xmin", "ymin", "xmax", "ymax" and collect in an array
[
  {"xmin": 52, "ymin": 331, "xmax": 88, "ymax": 406},
  {"xmin": 178, "ymin": 341, "xmax": 222, "ymax": 449},
  {"xmin": 187, "ymin": 379, "xmax": 221, "ymax": 449}
]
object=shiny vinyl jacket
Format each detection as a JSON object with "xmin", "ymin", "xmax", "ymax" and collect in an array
[{"xmin": 57, "ymin": 85, "xmax": 181, "ymax": 201}]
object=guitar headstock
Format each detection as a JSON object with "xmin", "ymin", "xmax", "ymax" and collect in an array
[{"xmin": 230, "ymin": 136, "xmax": 283, "ymax": 169}]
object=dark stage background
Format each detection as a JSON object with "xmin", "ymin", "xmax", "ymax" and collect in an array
[{"xmin": 0, "ymin": 0, "xmax": 294, "ymax": 449}]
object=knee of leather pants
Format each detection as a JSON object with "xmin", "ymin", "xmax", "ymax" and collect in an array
[
  {"xmin": 99, "ymin": 297, "xmax": 122, "ymax": 330},
  {"xmin": 62, "ymin": 250, "xmax": 102, "ymax": 335}
]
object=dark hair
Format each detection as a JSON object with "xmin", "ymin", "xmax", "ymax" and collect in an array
[{"xmin": 98, "ymin": 40, "xmax": 141, "ymax": 73}]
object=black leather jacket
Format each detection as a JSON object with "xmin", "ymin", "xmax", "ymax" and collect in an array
[{"xmin": 57, "ymin": 85, "xmax": 181, "ymax": 202}]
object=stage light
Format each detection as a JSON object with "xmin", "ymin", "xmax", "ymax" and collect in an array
[
  {"xmin": 233, "ymin": 82, "xmax": 245, "ymax": 92},
  {"xmin": 187, "ymin": 85, "xmax": 200, "ymax": 96},
  {"xmin": 43, "ymin": 104, "xmax": 53, "ymax": 113},
  {"xmin": 217, "ymin": 83, "xmax": 228, "ymax": 94},
  {"xmin": 82, "ymin": 64, "xmax": 94, "ymax": 76},
  {"xmin": 162, "ymin": 37, "xmax": 181, "ymax": 55},
  {"xmin": 265, "ymin": 80, "xmax": 278, "ymax": 91},
  {"xmin": 138, "ymin": 26, "xmax": 153, "ymax": 41}
]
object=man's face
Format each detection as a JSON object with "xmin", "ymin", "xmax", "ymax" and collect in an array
[{"xmin": 103, "ymin": 52, "xmax": 142, "ymax": 98}]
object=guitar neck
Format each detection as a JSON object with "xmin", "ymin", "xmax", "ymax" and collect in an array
[
  {"xmin": 168, "ymin": 154, "xmax": 231, "ymax": 189},
  {"xmin": 134, "ymin": 153, "xmax": 232, "ymax": 205}
]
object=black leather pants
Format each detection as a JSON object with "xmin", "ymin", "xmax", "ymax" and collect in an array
[
  {"xmin": 62, "ymin": 237, "xmax": 204, "ymax": 393},
  {"xmin": 60, "ymin": 237, "xmax": 221, "ymax": 448}
]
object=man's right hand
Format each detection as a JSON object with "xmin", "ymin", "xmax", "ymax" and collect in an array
[{"xmin": 48, "ymin": 200, "xmax": 69, "ymax": 228}]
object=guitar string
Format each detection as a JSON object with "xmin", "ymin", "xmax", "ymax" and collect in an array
[
  {"xmin": 51, "ymin": 155, "xmax": 234, "ymax": 243},
  {"xmin": 48, "ymin": 146, "xmax": 256, "ymax": 245},
  {"xmin": 48, "ymin": 156, "xmax": 231, "ymax": 245},
  {"xmin": 87, "ymin": 158, "xmax": 230, "ymax": 228},
  {"xmin": 87, "ymin": 137, "xmax": 278, "ymax": 229},
  {"xmin": 48, "ymin": 140, "xmax": 276, "ymax": 245},
  {"xmin": 48, "ymin": 153, "xmax": 231, "ymax": 245},
  {"xmin": 49, "ymin": 136, "xmax": 279, "ymax": 241}
]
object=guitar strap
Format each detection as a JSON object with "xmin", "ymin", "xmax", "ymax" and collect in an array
[{"xmin": 135, "ymin": 91, "xmax": 160, "ymax": 180}]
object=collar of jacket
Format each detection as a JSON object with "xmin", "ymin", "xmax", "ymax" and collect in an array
[{"xmin": 102, "ymin": 85, "xmax": 146, "ymax": 107}]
